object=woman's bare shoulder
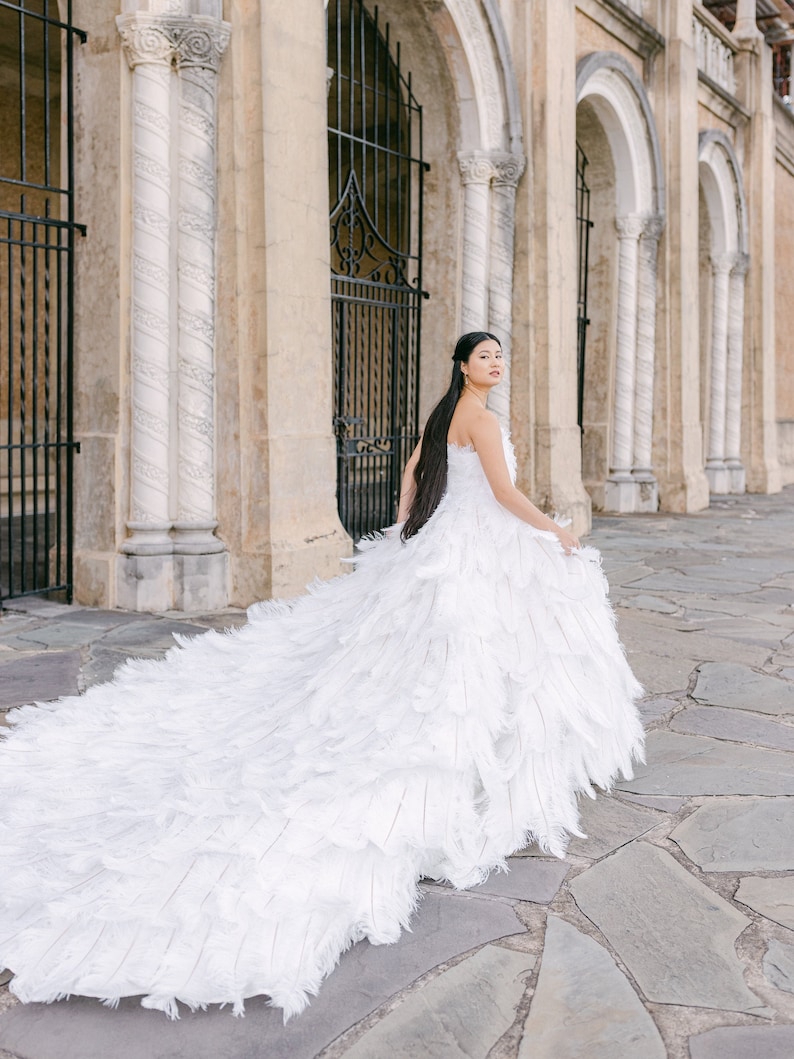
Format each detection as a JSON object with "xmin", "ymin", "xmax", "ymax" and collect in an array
[{"xmin": 448, "ymin": 402, "xmax": 500, "ymax": 446}]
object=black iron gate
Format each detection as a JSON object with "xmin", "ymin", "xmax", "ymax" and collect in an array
[
  {"xmin": 0, "ymin": 0, "xmax": 84, "ymax": 602},
  {"xmin": 327, "ymin": 0, "xmax": 427, "ymax": 539},
  {"xmin": 576, "ymin": 141, "xmax": 593, "ymax": 436}
]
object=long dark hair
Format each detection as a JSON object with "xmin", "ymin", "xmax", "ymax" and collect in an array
[{"xmin": 401, "ymin": 331, "xmax": 500, "ymax": 540}]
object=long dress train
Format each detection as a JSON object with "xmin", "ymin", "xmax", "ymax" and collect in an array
[{"xmin": 0, "ymin": 433, "xmax": 644, "ymax": 1018}]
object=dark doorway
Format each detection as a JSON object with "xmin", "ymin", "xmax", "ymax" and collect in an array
[
  {"xmin": 327, "ymin": 0, "xmax": 427, "ymax": 539},
  {"xmin": 0, "ymin": 1, "xmax": 85, "ymax": 601}
]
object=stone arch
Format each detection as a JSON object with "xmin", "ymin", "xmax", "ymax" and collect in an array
[
  {"xmin": 367, "ymin": 0, "xmax": 525, "ymax": 426},
  {"xmin": 698, "ymin": 130, "xmax": 748, "ymax": 494},
  {"xmin": 576, "ymin": 52, "xmax": 665, "ymax": 513}
]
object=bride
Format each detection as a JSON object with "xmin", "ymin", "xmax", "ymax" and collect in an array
[{"xmin": 0, "ymin": 331, "xmax": 644, "ymax": 1020}]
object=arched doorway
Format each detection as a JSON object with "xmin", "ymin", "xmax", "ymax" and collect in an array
[
  {"xmin": 576, "ymin": 54, "xmax": 664, "ymax": 513},
  {"xmin": 698, "ymin": 131, "xmax": 748, "ymax": 495},
  {"xmin": 326, "ymin": 0, "xmax": 426, "ymax": 539}
]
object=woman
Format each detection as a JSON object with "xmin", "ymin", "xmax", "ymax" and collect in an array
[{"xmin": 0, "ymin": 332, "xmax": 643, "ymax": 1020}]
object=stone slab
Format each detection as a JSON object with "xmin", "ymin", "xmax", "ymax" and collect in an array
[
  {"xmin": 567, "ymin": 795, "xmax": 661, "ymax": 859},
  {"xmin": 616, "ymin": 792, "xmax": 688, "ymax": 813},
  {"xmin": 14, "ymin": 624, "xmax": 99, "ymax": 649},
  {"xmin": 468, "ymin": 857, "xmax": 568, "ymax": 903},
  {"xmin": 689, "ymin": 1025, "xmax": 794, "ymax": 1059},
  {"xmin": 98, "ymin": 620, "xmax": 207, "ymax": 653},
  {"xmin": 50, "ymin": 609, "xmax": 151, "ymax": 629},
  {"xmin": 671, "ymin": 798, "xmax": 794, "ymax": 871},
  {"xmin": 0, "ymin": 651, "xmax": 82, "ymax": 709},
  {"xmin": 637, "ymin": 696, "xmax": 678, "ymax": 724},
  {"xmin": 617, "ymin": 731, "xmax": 794, "ymax": 796},
  {"xmin": 693, "ymin": 662, "xmax": 794, "ymax": 715},
  {"xmin": 569, "ymin": 842, "xmax": 765, "ymax": 1013},
  {"xmin": 82, "ymin": 648, "xmax": 144, "ymax": 689},
  {"xmin": 618, "ymin": 594, "xmax": 679, "ymax": 614},
  {"xmin": 623, "ymin": 571, "xmax": 759, "ymax": 595},
  {"xmin": 670, "ymin": 705, "xmax": 794, "ymax": 752},
  {"xmin": 0, "ymin": 891, "xmax": 525, "ymax": 1059},
  {"xmin": 342, "ymin": 944, "xmax": 533, "ymax": 1058},
  {"xmin": 735, "ymin": 877, "xmax": 794, "ymax": 930},
  {"xmin": 763, "ymin": 939, "xmax": 794, "ymax": 995},
  {"xmin": 519, "ymin": 916, "xmax": 665, "ymax": 1059}
]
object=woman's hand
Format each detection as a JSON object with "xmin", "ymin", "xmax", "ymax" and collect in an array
[{"xmin": 554, "ymin": 526, "xmax": 580, "ymax": 555}]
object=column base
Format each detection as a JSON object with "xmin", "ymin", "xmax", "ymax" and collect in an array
[
  {"xmin": 725, "ymin": 460, "xmax": 746, "ymax": 494},
  {"xmin": 604, "ymin": 474, "xmax": 658, "ymax": 513},
  {"xmin": 705, "ymin": 460, "xmax": 732, "ymax": 494},
  {"xmin": 172, "ymin": 520, "xmax": 226, "ymax": 555},
  {"xmin": 115, "ymin": 550, "xmax": 229, "ymax": 613}
]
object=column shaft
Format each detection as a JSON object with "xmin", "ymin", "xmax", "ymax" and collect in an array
[
  {"xmin": 119, "ymin": 40, "xmax": 174, "ymax": 555},
  {"xmin": 706, "ymin": 254, "xmax": 734, "ymax": 486},
  {"xmin": 458, "ymin": 152, "xmax": 493, "ymax": 334},
  {"xmin": 174, "ymin": 50, "xmax": 227, "ymax": 553},
  {"xmin": 725, "ymin": 254, "xmax": 749, "ymax": 492},
  {"xmin": 610, "ymin": 216, "xmax": 643, "ymax": 478},
  {"xmin": 633, "ymin": 217, "xmax": 663, "ymax": 480},
  {"xmin": 487, "ymin": 155, "xmax": 525, "ymax": 426}
]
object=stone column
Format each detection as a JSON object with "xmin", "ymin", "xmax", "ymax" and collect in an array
[
  {"xmin": 487, "ymin": 153, "xmax": 525, "ymax": 426},
  {"xmin": 734, "ymin": 14, "xmax": 782, "ymax": 494},
  {"xmin": 705, "ymin": 252, "xmax": 734, "ymax": 493},
  {"xmin": 656, "ymin": 3, "xmax": 710, "ymax": 513},
  {"xmin": 116, "ymin": 5, "xmax": 231, "ymax": 611},
  {"xmin": 725, "ymin": 253, "xmax": 749, "ymax": 492},
  {"xmin": 519, "ymin": 0, "xmax": 589, "ymax": 534},
  {"xmin": 733, "ymin": 0, "xmax": 762, "ymax": 41},
  {"xmin": 632, "ymin": 214, "xmax": 664, "ymax": 511},
  {"xmin": 457, "ymin": 151, "xmax": 494, "ymax": 334},
  {"xmin": 172, "ymin": 26, "xmax": 229, "ymax": 573},
  {"xmin": 117, "ymin": 18, "xmax": 174, "ymax": 560},
  {"xmin": 605, "ymin": 214, "xmax": 643, "ymax": 512}
]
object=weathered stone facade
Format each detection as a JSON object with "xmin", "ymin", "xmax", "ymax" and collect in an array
[{"xmin": 23, "ymin": 0, "xmax": 794, "ymax": 609}]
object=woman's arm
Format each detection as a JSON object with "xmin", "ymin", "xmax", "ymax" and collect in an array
[
  {"xmin": 469, "ymin": 412, "xmax": 580, "ymax": 554},
  {"xmin": 396, "ymin": 439, "xmax": 422, "ymax": 522}
]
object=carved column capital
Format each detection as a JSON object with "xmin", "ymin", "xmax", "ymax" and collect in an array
[
  {"xmin": 491, "ymin": 153, "xmax": 526, "ymax": 189},
  {"xmin": 174, "ymin": 18, "xmax": 230, "ymax": 72},
  {"xmin": 711, "ymin": 251, "xmax": 737, "ymax": 276},
  {"xmin": 117, "ymin": 15, "xmax": 174, "ymax": 67},
  {"xmin": 641, "ymin": 214, "xmax": 665, "ymax": 244},
  {"xmin": 117, "ymin": 13, "xmax": 230, "ymax": 72},
  {"xmin": 731, "ymin": 252, "xmax": 750, "ymax": 277},
  {"xmin": 458, "ymin": 151, "xmax": 497, "ymax": 186},
  {"xmin": 615, "ymin": 214, "xmax": 646, "ymax": 241}
]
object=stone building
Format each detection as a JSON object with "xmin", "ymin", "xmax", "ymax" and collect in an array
[{"xmin": 1, "ymin": 0, "xmax": 793, "ymax": 612}]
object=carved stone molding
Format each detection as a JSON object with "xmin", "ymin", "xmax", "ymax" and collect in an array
[{"xmin": 117, "ymin": 14, "xmax": 230, "ymax": 72}]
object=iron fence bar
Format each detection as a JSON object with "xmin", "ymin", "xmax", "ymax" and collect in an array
[
  {"xmin": 0, "ymin": 0, "xmax": 87, "ymax": 42},
  {"xmin": 576, "ymin": 141, "xmax": 593, "ymax": 437}
]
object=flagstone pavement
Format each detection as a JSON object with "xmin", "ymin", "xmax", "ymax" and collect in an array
[{"xmin": 1, "ymin": 487, "xmax": 794, "ymax": 1059}]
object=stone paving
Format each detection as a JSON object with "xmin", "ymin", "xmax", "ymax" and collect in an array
[{"xmin": 1, "ymin": 487, "xmax": 794, "ymax": 1058}]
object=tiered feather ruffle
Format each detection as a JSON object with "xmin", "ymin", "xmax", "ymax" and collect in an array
[{"xmin": 0, "ymin": 434, "xmax": 644, "ymax": 1019}]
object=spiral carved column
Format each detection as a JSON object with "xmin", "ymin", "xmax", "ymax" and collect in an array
[
  {"xmin": 117, "ymin": 22, "xmax": 174, "ymax": 556},
  {"xmin": 458, "ymin": 152, "xmax": 493, "ymax": 336},
  {"xmin": 705, "ymin": 252, "xmax": 735, "ymax": 494},
  {"xmin": 605, "ymin": 214, "xmax": 643, "ymax": 511},
  {"xmin": 173, "ymin": 29, "xmax": 229, "ymax": 555},
  {"xmin": 632, "ymin": 215, "xmax": 663, "ymax": 511},
  {"xmin": 486, "ymin": 154, "xmax": 525, "ymax": 426},
  {"xmin": 117, "ymin": 7, "xmax": 230, "ymax": 609},
  {"xmin": 725, "ymin": 253, "xmax": 749, "ymax": 493}
]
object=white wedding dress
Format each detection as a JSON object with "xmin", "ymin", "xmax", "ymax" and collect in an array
[{"xmin": 0, "ymin": 433, "xmax": 644, "ymax": 1019}]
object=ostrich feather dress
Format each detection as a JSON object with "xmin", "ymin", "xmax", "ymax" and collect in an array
[{"xmin": 0, "ymin": 433, "xmax": 644, "ymax": 1019}]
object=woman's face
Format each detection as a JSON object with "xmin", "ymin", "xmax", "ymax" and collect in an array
[{"xmin": 464, "ymin": 339, "xmax": 504, "ymax": 388}]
